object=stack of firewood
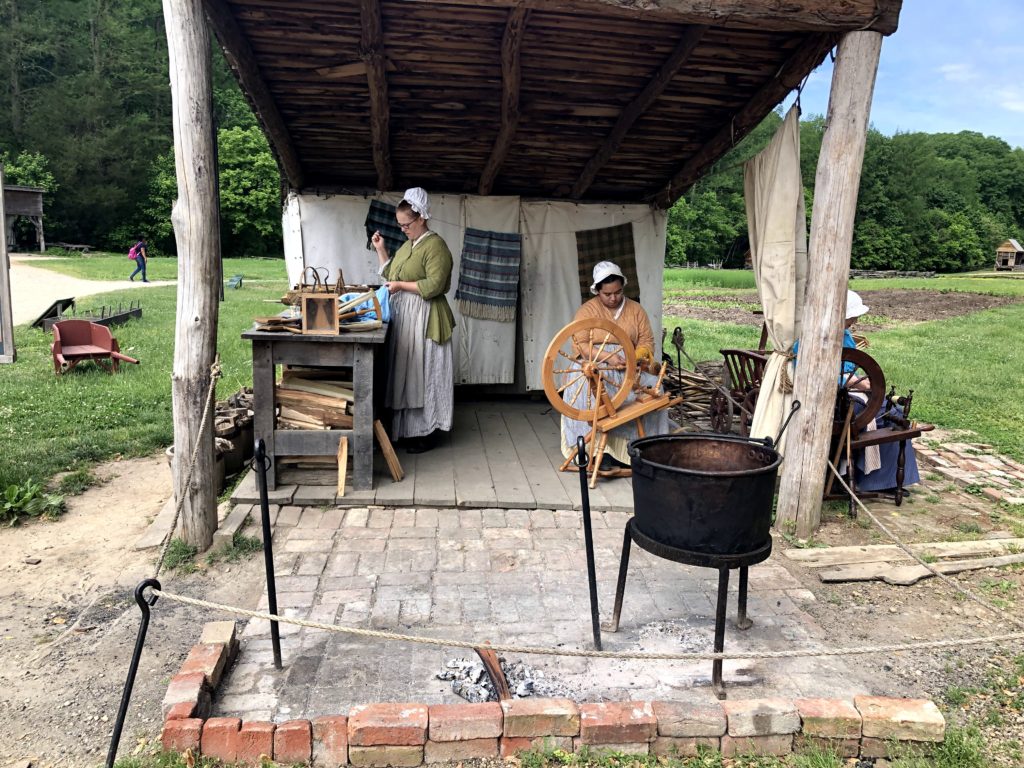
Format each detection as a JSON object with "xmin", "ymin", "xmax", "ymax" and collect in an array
[
  {"xmin": 662, "ymin": 359, "xmax": 723, "ymax": 420},
  {"xmin": 275, "ymin": 369, "xmax": 353, "ymax": 430}
]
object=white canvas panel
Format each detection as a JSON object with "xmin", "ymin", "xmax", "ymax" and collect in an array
[
  {"xmin": 520, "ymin": 202, "xmax": 666, "ymax": 391},
  {"xmin": 281, "ymin": 192, "xmax": 305, "ymax": 289},
  {"xmin": 296, "ymin": 192, "xmax": 402, "ymax": 287},
  {"xmin": 454, "ymin": 196, "xmax": 521, "ymax": 384}
]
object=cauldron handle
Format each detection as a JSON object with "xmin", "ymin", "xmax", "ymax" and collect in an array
[{"xmin": 758, "ymin": 399, "xmax": 802, "ymax": 449}]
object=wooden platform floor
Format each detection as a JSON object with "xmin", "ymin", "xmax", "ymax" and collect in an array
[{"xmin": 231, "ymin": 400, "xmax": 637, "ymax": 513}]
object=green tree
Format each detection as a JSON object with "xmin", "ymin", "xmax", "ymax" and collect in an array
[{"xmin": 141, "ymin": 125, "xmax": 279, "ymax": 258}]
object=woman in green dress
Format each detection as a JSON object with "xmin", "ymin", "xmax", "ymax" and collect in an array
[{"xmin": 371, "ymin": 188, "xmax": 455, "ymax": 453}]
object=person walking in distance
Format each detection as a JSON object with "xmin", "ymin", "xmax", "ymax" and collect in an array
[{"xmin": 128, "ymin": 237, "xmax": 149, "ymax": 282}]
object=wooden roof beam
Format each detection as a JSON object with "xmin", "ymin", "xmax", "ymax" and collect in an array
[
  {"xmin": 361, "ymin": 0, "xmax": 392, "ymax": 192},
  {"xmin": 571, "ymin": 24, "xmax": 707, "ymax": 199},
  {"xmin": 397, "ymin": 0, "xmax": 902, "ymax": 35},
  {"xmin": 202, "ymin": 0, "xmax": 305, "ymax": 188},
  {"xmin": 653, "ymin": 33, "xmax": 836, "ymax": 208},
  {"xmin": 478, "ymin": 5, "xmax": 530, "ymax": 196}
]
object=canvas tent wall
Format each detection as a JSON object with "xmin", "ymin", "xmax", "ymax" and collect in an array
[{"xmin": 283, "ymin": 192, "xmax": 666, "ymax": 390}]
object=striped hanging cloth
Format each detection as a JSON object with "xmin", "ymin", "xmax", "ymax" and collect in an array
[
  {"xmin": 455, "ymin": 228, "xmax": 522, "ymax": 322},
  {"xmin": 364, "ymin": 199, "xmax": 404, "ymax": 258}
]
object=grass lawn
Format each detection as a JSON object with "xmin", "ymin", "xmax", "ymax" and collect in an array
[
  {"xmin": 0, "ymin": 261, "xmax": 285, "ymax": 489},
  {"xmin": 661, "ymin": 269, "xmax": 1024, "ymax": 462},
  {"xmin": 33, "ymin": 249, "xmax": 288, "ymax": 283}
]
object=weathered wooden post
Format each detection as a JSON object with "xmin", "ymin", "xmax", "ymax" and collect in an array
[
  {"xmin": 774, "ymin": 30, "xmax": 882, "ymax": 538},
  {"xmin": 163, "ymin": 0, "xmax": 221, "ymax": 549},
  {"xmin": 0, "ymin": 163, "xmax": 15, "ymax": 364}
]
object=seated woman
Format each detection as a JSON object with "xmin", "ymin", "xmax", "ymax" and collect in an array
[
  {"xmin": 560, "ymin": 261, "xmax": 671, "ymax": 471},
  {"xmin": 840, "ymin": 290, "xmax": 920, "ymax": 493}
]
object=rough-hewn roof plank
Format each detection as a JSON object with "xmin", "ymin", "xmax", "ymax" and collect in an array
[
  {"xmin": 202, "ymin": 0, "xmax": 306, "ymax": 187},
  {"xmin": 654, "ymin": 33, "xmax": 836, "ymax": 206},
  {"xmin": 360, "ymin": 0, "xmax": 392, "ymax": 191},
  {"xmin": 571, "ymin": 25, "xmax": 707, "ymax": 198},
  {"xmin": 478, "ymin": 6, "xmax": 531, "ymax": 196},
  {"xmin": 395, "ymin": 0, "xmax": 902, "ymax": 34}
]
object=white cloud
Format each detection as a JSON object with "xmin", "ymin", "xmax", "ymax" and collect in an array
[
  {"xmin": 996, "ymin": 88, "xmax": 1024, "ymax": 114},
  {"xmin": 937, "ymin": 63, "xmax": 976, "ymax": 83}
]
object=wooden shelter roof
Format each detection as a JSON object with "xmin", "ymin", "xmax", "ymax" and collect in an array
[{"xmin": 207, "ymin": 0, "xmax": 902, "ymax": 207}]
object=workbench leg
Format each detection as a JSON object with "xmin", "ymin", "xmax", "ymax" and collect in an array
[
  {"xmin": 352, "ymin": 344, "xmax": 374, "ymax": 491},
  {"xmin": 251, "ymin": 341, "xmax": 277, "ymax": 490}
]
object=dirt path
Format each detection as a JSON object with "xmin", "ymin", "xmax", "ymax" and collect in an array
[
  {"xmin": 0, "ymin": 455, "xmax": 263, "ymax": 767},
  {"xmin": 8, "ymin": 254, "xmax": 175, "ymax": 326}
]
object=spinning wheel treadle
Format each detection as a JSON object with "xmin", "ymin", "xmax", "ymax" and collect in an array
[{"xmin": 542, "ymin": 317, "xmax": 637, "ymax": 422}]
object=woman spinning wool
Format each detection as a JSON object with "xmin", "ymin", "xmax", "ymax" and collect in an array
[
  {"xmin": 560, "ymin": 261, "xmax": 670, "ymax": 471},
  {"xmin": 840, "ymin": 290, "xmax": 921, "ymax": 492},
  {"xmin": 372, "ymin": 188, "xmax": 454, "ymax": 454}
]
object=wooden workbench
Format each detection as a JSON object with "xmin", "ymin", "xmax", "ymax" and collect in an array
[{"xmin": 242, "ymin": 325, "xmax": 387, "ymax": 490}]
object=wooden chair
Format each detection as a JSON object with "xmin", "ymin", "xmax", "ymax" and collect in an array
[
  {"xmin": 51, "ymin": 320, "xmax": 140, "ymax": 374},
  {"xmin": 825, "ymin": 347, "xmax": 933, "ymax": 513},
  {"xmin": 710, "ymin": 348, "xmax": 768, "ymax": 436}
]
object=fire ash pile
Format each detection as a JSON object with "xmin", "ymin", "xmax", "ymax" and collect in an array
[{"xmin": 437, "ymin": 657, "xmax": 576, "ymax": 703}]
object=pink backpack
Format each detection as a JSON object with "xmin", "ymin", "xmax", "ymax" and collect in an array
[{"xmin": 128, "ymin": 242, "xmax": 142, "ymax": 260}]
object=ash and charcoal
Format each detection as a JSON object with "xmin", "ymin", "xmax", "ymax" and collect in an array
[{"xmin": 437, "ymin": 657, "xmax": 576, "ymax": 703}]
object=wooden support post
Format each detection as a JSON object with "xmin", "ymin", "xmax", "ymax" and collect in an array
[
  {"xmin": 0, "ymin": 162, "xmax": 14, "ymax": 364},
  {"xmin": 164, "ymin": 0, "xmax": 222, "ymax": 550},
  {"xmin": 775, "ymin": 31, "xmax": 882, "ymax": 539}
]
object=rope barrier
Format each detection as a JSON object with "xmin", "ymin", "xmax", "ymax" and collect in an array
[
  {"xmin": 825, "ymin": 461, "xmax": 1024, "ymax": 633},
  {"xmin": 143, "ymin": 364, "xmax": 1024, "ymax": 665},
  {"xmin": 155, "ymin": 358, "xmax": 223, "ymax": 579},
  {"xmin": 148, "ymin": 587, "xmax": 1024, "ymax": 663}
]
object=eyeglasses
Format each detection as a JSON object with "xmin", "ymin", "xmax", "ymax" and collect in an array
[{"xmin": 397, "ymin": 218, "xmax": 418, "ymax": 230}]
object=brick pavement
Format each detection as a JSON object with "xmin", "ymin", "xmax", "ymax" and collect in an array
[
  {"xmin": 916, "ymin": 429, "xmax": 1024, "ymax": 506},
  {"xmin": 211, "ymin": 505, "xmax": 891, "ymax": 723}
]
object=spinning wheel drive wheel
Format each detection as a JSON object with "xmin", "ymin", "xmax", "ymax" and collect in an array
[
  {"xmin": 836, "ymin": 347, "xmax": 886, "ymax": 435},
  {"xmin": 709, "ymin": 390, "xmax": 733, "ymax": 433},
  {"xmin": 542, "ymin": 317, "xmax": 637, "ymax": 422}
]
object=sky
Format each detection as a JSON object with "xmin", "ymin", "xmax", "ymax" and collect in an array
[{"xmin": 779, "ymin": 0, "xmax": 1024, "ymax": 150}]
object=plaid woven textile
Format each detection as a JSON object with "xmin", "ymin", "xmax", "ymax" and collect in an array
[
  {"xmin": 574, "ymin": 222, "xmax": 640, "ymax": 302},
  {"xmin": 364, "ymin": 199, "xmax": 404, "ymax": 258},
  {"xmin": 455, "ymin": 228, "xmax": 522, "ymax": 322}
]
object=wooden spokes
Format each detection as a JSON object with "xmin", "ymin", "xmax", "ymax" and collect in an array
[{"xmin": 542, "ymin": 317, "xmax": 637, "ymax": 422}]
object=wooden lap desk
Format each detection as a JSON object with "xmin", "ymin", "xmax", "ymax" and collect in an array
[{"xmin": 242, "ymin": 326, "xmax": 387, "ymax": 491}]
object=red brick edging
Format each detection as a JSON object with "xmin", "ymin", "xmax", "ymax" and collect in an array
[{"xmin": 161, "ymin": 622, "xmax": 945, "ymax": 764}]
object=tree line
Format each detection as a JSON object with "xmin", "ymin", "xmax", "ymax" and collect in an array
[{"xmin": 2, "ymin": 1, "xmax": 1022, "ymax": 271}]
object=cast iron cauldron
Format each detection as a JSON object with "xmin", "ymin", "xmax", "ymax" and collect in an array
[{"xmin": 628, "ymin": 433, "xmax": 782, "ymax": 556}]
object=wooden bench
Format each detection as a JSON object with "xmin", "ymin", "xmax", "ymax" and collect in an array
[{"xmin": 51, "ymin": 320, "xmax": 140, "ymax": 374}]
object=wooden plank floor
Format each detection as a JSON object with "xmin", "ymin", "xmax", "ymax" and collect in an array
[{"xmin": 251, "ymin": 400, "xmax": 636, "ymax": 513}]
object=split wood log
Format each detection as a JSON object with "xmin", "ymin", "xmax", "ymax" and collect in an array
[
  {"xmin": 820, "ymin": 553, "xmax": 1024, "ymax": 586},
  {"xmin": 374, "ymin": 419, "xmax": 404, "ymax": 482},
  {"xmin": 337, "ymin": 436, "xmax": 348, "ymax": 497},
  {"xmin": 783, "ymin": 538, "xmax": 1024, "ymax": 568},
  {"xmin": 278, "ymin": 375, "xmax": 355, "ymax": 402}
]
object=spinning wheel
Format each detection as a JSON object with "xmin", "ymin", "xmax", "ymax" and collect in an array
[
  {"xmin": 835, "ymin": 347, "xmax": 885, "ymax": 436},
  {"xmin": 542, "ymin": 317, "xmax": 677, "ymax": 488},
  {"xmin": 542, "ymin": 317, "xmax": 637, "ymax": 422}
]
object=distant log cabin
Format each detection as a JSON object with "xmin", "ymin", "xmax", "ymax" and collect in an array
[
  {"xmin": 995, "ymin": 239, "xmax": 1024, "ymax": 271},
  {"xmin": 2, "ymin": 185, "xmax": 45, "ymax": 252}
]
